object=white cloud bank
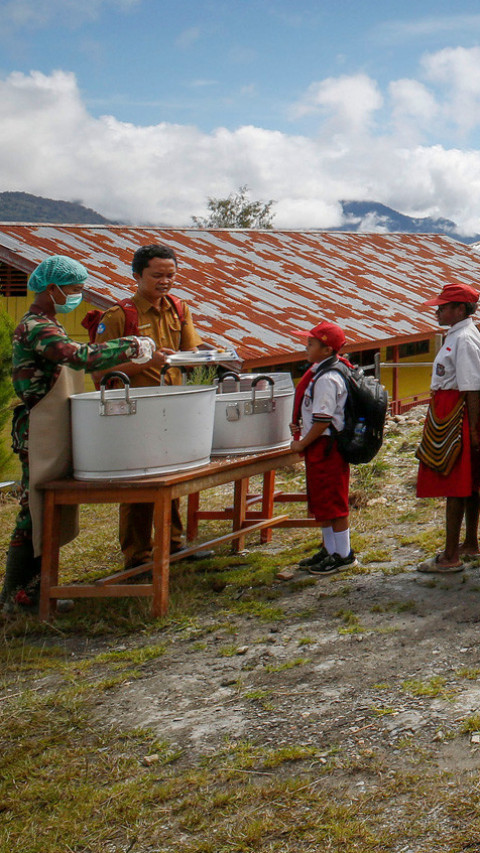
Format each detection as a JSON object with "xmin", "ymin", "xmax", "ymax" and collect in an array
[{"xmin": 3, "ymin": 52, "xmax": 480, "ymax": 233}]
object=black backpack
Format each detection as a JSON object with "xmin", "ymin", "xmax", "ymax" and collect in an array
[{"xmin": 310, "ymin": 357, "xmax": 389, "ymax": 464}]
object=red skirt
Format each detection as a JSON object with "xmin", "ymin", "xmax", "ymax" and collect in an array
[
  {"xmin": 417, "ymin": 389, "xmax": 479, "ymax": 498},
  {"xmin": 304, "ymin": 436, "xmax": 350, "ymax": 520}
]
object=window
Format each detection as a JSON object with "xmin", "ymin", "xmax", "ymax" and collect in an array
[
  {"xmin": 0, "ymin": 263, "xmax": 28, "ymax": 296},
  {"xmin": 386, "ymin": 340, "xmax": 430, "ymax": 360},
  {"xmin": 344, "ymin": 348, "xmax": 377, "ymax": 369}
]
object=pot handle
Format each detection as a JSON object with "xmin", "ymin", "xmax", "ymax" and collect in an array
[
  {"xmin": 160, "ymin": 364, "xmax": 187, "ymax": 385},
  {"xmin": 217, "ymin": 372, "xmax": 241, "ymax": 393},
  {"xmin": 251, "ymin": 374, "xmax": 274, "ymax": 404},
  {"xmin": 100, "ymin": 371, "xmax": 131, "ymax": 405}
]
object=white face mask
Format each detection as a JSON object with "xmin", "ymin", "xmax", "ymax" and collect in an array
[{"xmin": 52, "ymin": 284, "xmax": 83, "ymax": 314}]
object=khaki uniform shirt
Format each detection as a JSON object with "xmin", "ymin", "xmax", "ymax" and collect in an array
[{"xmin": 95, "ymin": 292, "xmax": 202, "ymax": 386}]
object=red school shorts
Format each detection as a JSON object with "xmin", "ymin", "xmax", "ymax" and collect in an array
[{"xmin": 304, "ymin": 436, "xmax": 350, "ymax": 521}]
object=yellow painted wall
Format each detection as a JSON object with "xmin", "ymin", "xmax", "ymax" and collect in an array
[
  {"xmin": 1, "ymin": 295, "xmax": 98, "ymax": 391},
  {"xmin": 379, "ymin": 342, "xmax": 434, "ymax": 402}
]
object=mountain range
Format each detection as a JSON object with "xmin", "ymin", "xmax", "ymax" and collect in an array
[
  {"xmin": 0, "ymin": 192, "xmax": 112, "ymax": 225},
  {"xmin": 0, "ymin": 191, "xmax": 478, "ymax": 243}
]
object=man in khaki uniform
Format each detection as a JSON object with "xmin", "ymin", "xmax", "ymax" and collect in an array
[{"xmin": 94, "ymin": 243, "xmax": 202, "ymax": 569}]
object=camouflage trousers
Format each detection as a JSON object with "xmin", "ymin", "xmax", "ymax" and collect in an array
[
  {"xmin": 10, "ymin": 404, "xmax": 32, "ymax": 546},
  {"xmin": 0, "ymin": 406, "xmax": 38, "ymax": 605}
]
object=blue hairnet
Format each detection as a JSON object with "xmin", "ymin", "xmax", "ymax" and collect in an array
[{"xmin": 28, "ymin": 255, "xmax": 88, "ymax": 293}]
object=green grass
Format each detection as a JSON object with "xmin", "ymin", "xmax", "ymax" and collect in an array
[
  {"xmin": 459, "ymin": 713, "xmax": 480, "ymax": 733},
  {"xmin": 398, "ymin": 526, "xmax": 444, "ymax": 551},
  {"xmin": 3, "ymin": 429, "xmax": 478, "ymax": 852},
  {"xmin": 4, "ymin": 695, "xmax": 480, "ymax": 853},
  {"xmin": 401, "ymin": 676, "xmax": 452, "ymax": 699},
  {"xmin": 264, "ymin": 657, "xmax": 311, "ymax": 672},
  {"xmin": 361, "ymin": 547, "xmax": 393, "ymax": 564},
  {"xmin": 352, "ymin": 455, "xmax": 390, "ymax": 487},
  {"xmin": 456, "ymin": 667, "xmax": 480, "ymax": 680}
]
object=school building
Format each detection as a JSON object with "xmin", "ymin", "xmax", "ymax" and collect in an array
[{"xmin": 2, "ymin": 224, "xmax": 480, "ymax": 411}]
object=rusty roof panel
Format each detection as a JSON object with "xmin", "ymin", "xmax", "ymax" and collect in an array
[{"xmin": 2, "ymin": 225, "xmax": 480, "ymax": 364}]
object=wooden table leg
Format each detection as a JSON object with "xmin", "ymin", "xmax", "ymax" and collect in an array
[
  {"xmin": 152, "ymin": 488, "xmax": 172, "ymax": 618},
  {"xmin": 39, "ymin": 493, "xmax": 61, "ymax": 621},
  {"xmin": 186, "ymin": 491, "xmax": 200, "ymax": 542},
  {"xmin": 232, "ymin": 477, "xmax": 249, "ymax": 553},
  {"xmin": 260, "ymin": 469, "xmax": 276, "ymax": 544}
]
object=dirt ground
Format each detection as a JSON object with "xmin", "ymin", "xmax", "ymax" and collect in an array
[
  {"xmin": 87, "ymin": 410, "xmax": 480, "ymax": 780},
  {"xmin": 4, "ymin": 408, "xmax": 480, "ymax": 849},
  {"xmin": 98, "ymin": 546, "xmax": 480, "ymax": 777}
]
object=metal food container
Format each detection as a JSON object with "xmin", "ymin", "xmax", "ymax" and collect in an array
[
  {"xmin": 71, "ymin": 372, "xmax": 217, "ymax": 480},
  {"xmin": 212, "ymin": 373, "xmax": 295, "ymax": 456}
]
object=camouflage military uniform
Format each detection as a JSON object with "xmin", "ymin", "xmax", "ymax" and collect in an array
[{"xmin": 1, "ymin": 306, "xmax": 143, "ymax": 607}]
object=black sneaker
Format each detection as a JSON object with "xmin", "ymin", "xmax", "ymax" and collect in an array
[
  {"xmin": 308, "ymin": 550, "xmax": 358, "ymax": 576},
  {"xmin": 298, "ymin": 546, "xmax": 329, "ymax": 568}
]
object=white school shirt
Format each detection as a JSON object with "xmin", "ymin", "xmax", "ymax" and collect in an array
[
  {"xmin": 430, "ymin": 318, "xmax": 480, "ymax": 391},
  {"xmin": 301, "ymin": 359, "xmax": 348, "ymax": 438}
]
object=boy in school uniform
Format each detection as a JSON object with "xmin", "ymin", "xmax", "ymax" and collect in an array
[{"xmin": 290, "ymin": 320, "xmax": 357, "ymax": 575}]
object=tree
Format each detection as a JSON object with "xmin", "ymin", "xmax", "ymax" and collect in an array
[{"xmin": 191, "ymin": 185, "xmax": 275, "ymax": 229}]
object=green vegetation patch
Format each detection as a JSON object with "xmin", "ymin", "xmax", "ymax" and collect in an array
[{"xmin": 401, "ymin": 676, "xmax": 452, "ymax": 699}]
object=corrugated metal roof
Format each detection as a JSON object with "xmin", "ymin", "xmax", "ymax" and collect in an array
[{"xmin": 1, "ymin": 224, "xmax": 480, "ymax": 366}]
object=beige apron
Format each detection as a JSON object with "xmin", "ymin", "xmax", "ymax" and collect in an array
[{"xmin": 29, "ymin": 366, "xmax": 85, "ymax": 556}]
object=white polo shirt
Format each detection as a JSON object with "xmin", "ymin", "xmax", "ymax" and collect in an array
[
  {"xmin": 431, "ymin": 318, "xmax": 480, "ymax": 391},
  {"xmin": 301, "ymin": 360, "xmax": 348, "ymax": 437}
]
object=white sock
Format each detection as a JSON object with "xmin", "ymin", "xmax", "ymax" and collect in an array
[
  {"xmin": 322, "ymin": 526, "xmax": 335, "ymax": 554},
  {"xmin": 334, "ymin": 529, "xmax": 351, "ymax": 559}
]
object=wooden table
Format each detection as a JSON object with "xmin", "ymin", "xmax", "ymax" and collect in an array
[{"xmin": 38, "ymin": 448, "xmax": 301, "ymax": 620}]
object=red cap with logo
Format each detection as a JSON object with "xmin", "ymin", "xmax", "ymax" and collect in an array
[
  {"xmin": 422, "ymin": 283, "xmax": 480, "ymax": 306},
  {"xmin": 292, "ymin": 320, "xmax": 346, "ymax": 352}
]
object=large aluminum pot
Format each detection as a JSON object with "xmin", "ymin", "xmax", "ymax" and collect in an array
[
  {"xmin": 71, "ymin": 372, "xmax": 217, "ymax": 480},
  {"xmin": 212, "ymin": 372, "xmax": 294, "ymax": 456}
]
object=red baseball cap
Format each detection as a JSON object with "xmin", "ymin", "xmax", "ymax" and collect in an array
[
  {"xmin": 292, "ymin": 320, "xmax": 346, "ymax": 352},
  {"xmin": 422, "ymin": 283, "xmax": 479, "ymax": 306}
]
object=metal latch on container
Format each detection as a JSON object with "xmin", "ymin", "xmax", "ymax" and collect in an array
[
  {"xmin": 99, "ymin": 371, "xmax": 137, "ymax": 416},
  {"xmin": 244, "ymin": 374, "xmax": 275, "ymax": 416},
  {"xmin": 226, "ymin": 403, "xmax": 240, "ymax": 421},
  {"xmin": 244, "ymin": 398, "xmax": 276, "ymax": 415}
]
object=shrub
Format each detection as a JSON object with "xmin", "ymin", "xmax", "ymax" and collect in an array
[{"xmin": 0, "ymin": 311, "xmax": 15, "ymax": 474}]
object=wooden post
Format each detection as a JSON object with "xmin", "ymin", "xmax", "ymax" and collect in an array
[
  {"xmin": 232, "ymin": 478, "xmax": 249, "ymax": 552},
  {"xmin": 39, "ymin": 493, "xmax": 61, "ymax": 620},
  {"xmin": 260, "ymin": 470, "xmax": 275, "ymax": 543},
  {"xmin": 152, "ymin": 489, "xmax": 172, "ymax": 618},
  {"xmin": 392, "ymin": 344, "xmax": 399, "ymax": 415},
  {"xmin": 186, "ymin": 491, "xmax": 200, "ymax": 541}
]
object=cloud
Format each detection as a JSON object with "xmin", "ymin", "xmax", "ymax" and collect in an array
[
  {"xmin": 0, "ymin": 0, "xmax": 139, "ymax": 30},
  {"xmin": 291, "ymin": 74, "xmax": 383, "ymax": 134},
  {"xmin": 3, "ymin": 67, "xmax": 480, "ymax": 235},
  {"xmin": 421, "ymin": 46, "xmax": 480, "ymax": 134},
  {"xmin": 189, "ymin": 79, "xmax": 218, "ymax": 89},
  {"xmin": 374, "ymin": 14, "xmax": 480, "ymax": 42},
  {"xmin": 175, "ymin": 27, "xmax": 201, "ymax": 49},
  {"xmin": 389, "ymin": 79, "xmax": 439, "ymax": 141}
]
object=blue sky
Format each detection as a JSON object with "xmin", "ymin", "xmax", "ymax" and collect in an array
[{"xmin": 2, "ymin": 0, "xmax": 480, "ymax": 231}]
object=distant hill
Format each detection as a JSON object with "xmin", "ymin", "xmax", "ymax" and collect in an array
[
  {"xmin": 1, "ymin": 191, "xmax": 478, "ymax": 243},
  {"xmin": 0, "ymin": 191, "xmax": 116, "ymax": 224},
  {"xmin": 338, "ymin": 200, "xmax": 479, "ymax": 244}
]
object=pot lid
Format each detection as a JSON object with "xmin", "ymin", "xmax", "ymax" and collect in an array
[{"xmin": 165, "ymin": 347, "xmax": 240, "ymax": 366}]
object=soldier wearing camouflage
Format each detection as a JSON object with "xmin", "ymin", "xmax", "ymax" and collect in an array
[{"xmin": 1, "ymin": 255, "xmax": 154, "ymax": 614}]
